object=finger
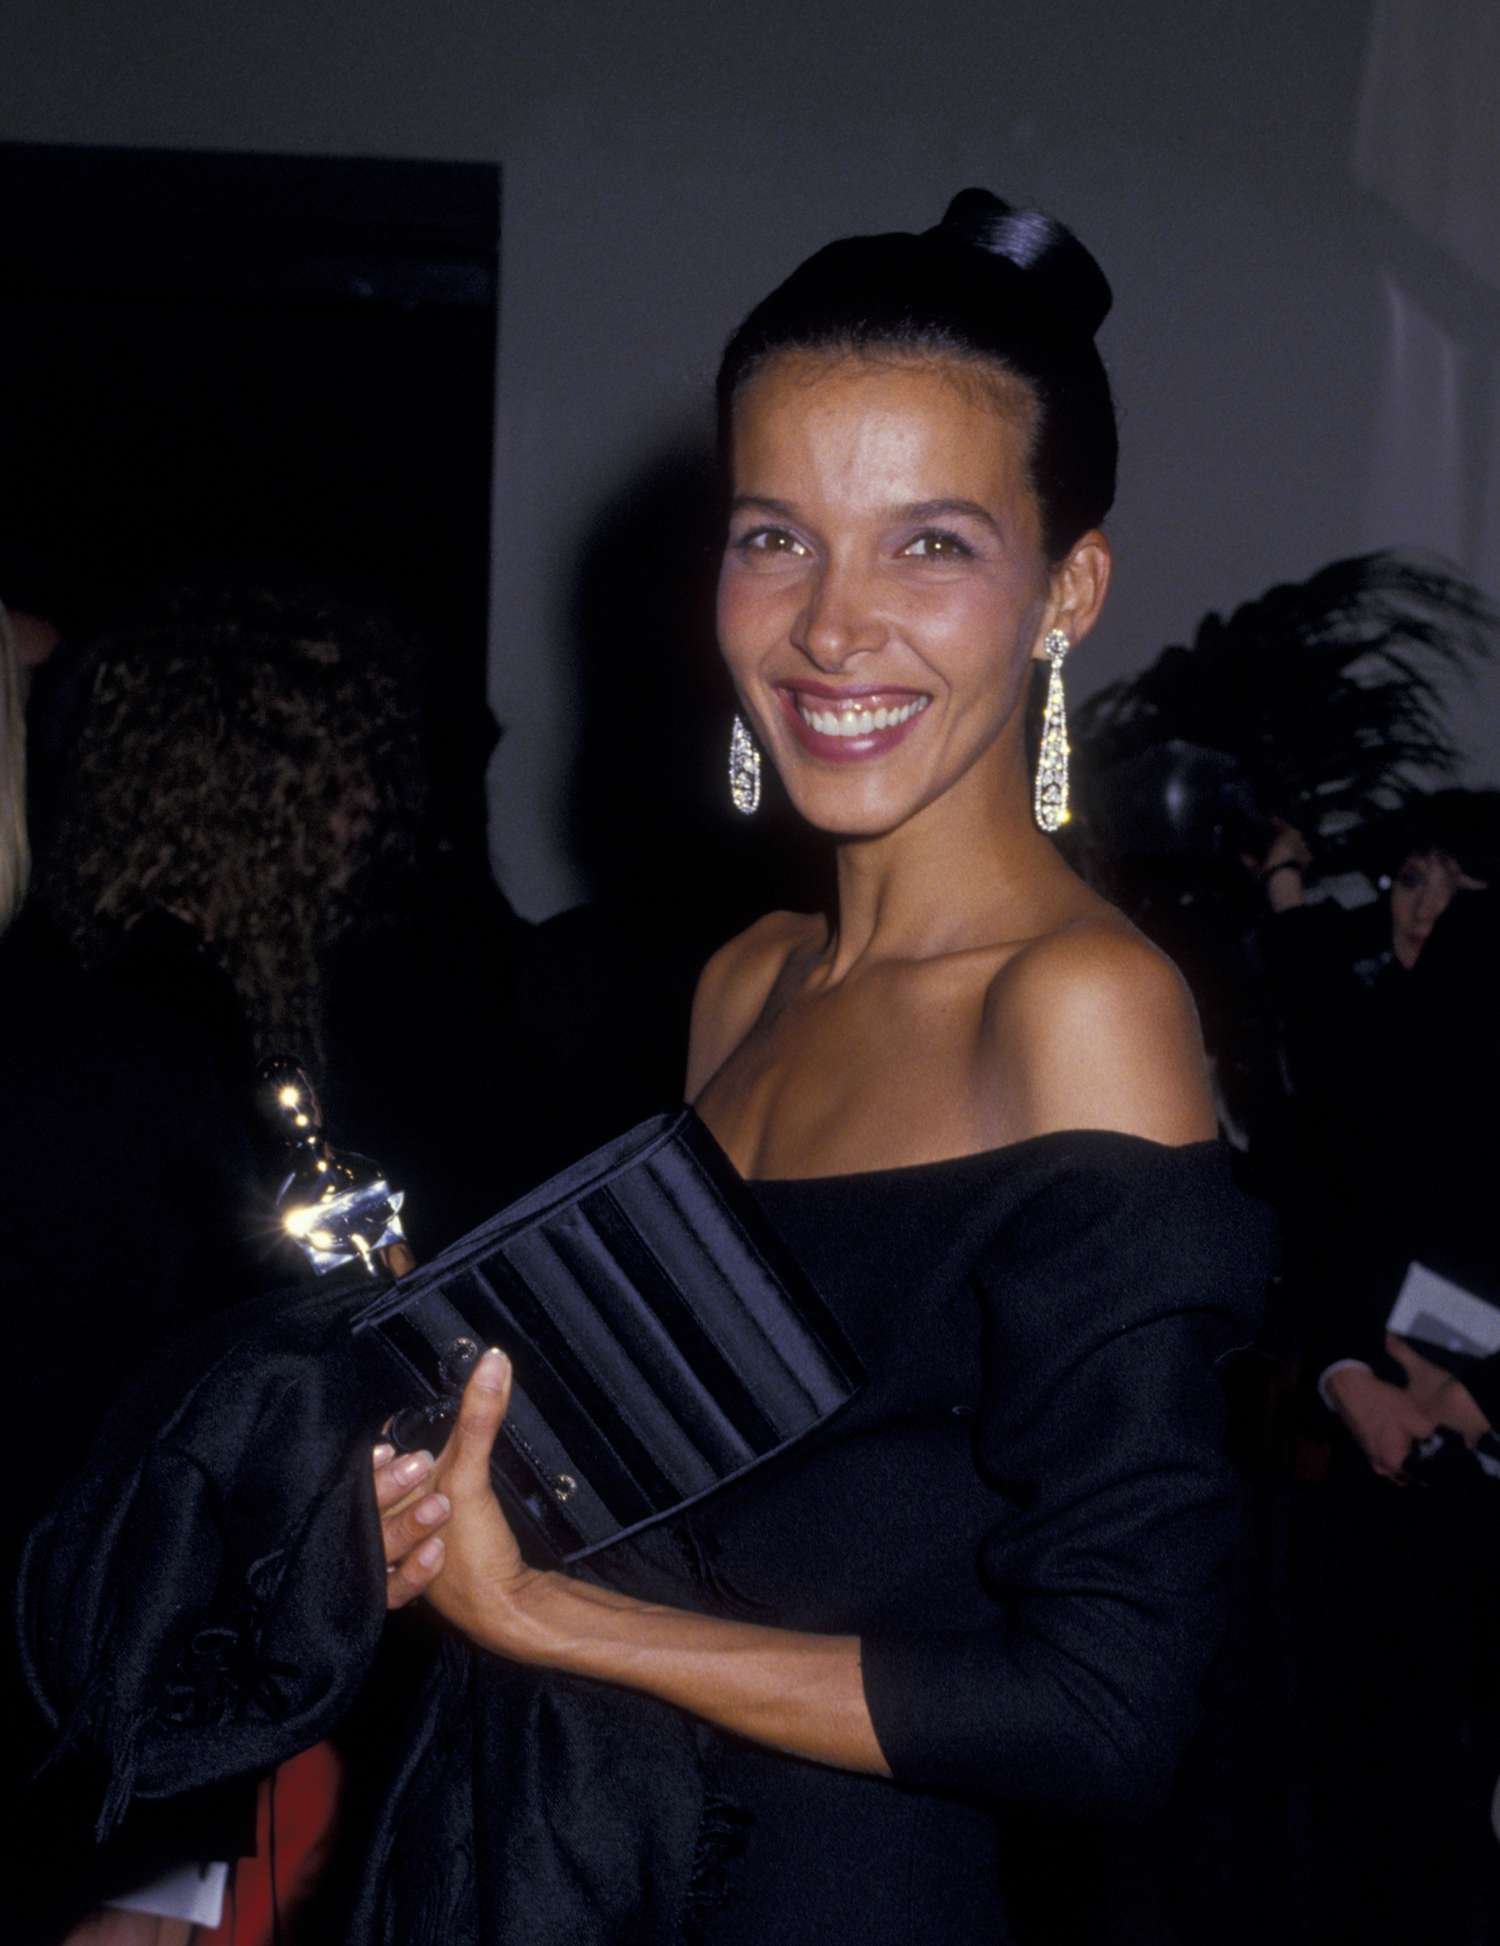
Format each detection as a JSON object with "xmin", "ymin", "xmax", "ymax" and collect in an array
[
  {"xmin": 445, "ymin": 1349, "xmax": 511, "ymax": 1495},
  {"xmin": 386, "ymin": 1534, "xmax": 445, "ymax": 1610},
  {"xmin": 381, "ymin": 1491, "xmax": 451, "ymax": 1568},
  {"xmin": 372, "ymin": 1442, "xmax": 395, "ymax": 1469},
  {"xmin": 373, "ymin": 1448, "xmax": 435, "ymax": 1514}
]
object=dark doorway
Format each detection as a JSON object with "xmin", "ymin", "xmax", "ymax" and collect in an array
[{"xmin": 0, "ymin": 142, "xmax": 499, "ymax": 714}]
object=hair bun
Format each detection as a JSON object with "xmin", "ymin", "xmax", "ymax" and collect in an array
[{"xmin": 933, "ymin": 188, "xmax": 1113, "ymax": 340}]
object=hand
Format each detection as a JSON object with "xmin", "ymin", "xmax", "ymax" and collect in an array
[
  {"xmin": 1325, "ymin": 1365, "xmax": 1438, "ymax": 1482},
  {"xmin": 1386, "ymin": 1334, "xmax": 1492, "ymax": 1448},
  {"xmin": 372, "ymin": 1440, "xmax": 449, "ymax": 1608},
  {"xmin": 377, "ymin": 1350, "xmax": 553, "ymax": 1647}
]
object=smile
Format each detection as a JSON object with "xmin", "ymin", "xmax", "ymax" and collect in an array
[
  {"xmin": 795, "ymin": 695, "xmax": 929, "ymax": 737},
  {"xmin": 776, "ymin": 685, "xmax": 932, "ymax": 763}
]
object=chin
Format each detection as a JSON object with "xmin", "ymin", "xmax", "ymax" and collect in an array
[{"xmin": 776, "ymin": 768, "xmax": 930, "ymax": 840}]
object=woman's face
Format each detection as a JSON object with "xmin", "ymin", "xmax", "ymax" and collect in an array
[
  {"xmin": 1389, "ymin": 848, "xmax": 1487, "ymax": 968},
  {"xmin": 717, "ymin": 350, "xmax": 1097, "ymax": 839}
]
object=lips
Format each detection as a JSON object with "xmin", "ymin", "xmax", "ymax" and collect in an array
[{"xmin": 775, "ymin": 683, "xmax": 932, "ymax": 763}]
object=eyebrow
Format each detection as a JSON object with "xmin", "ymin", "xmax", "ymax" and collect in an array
[
  {"xmin": 730, "ymin": 493, "xmax": 1002, "ymax": 534},
  {"xmin": 730, "ymin": 494, "xmax": 800, "ymax": 520},
  {"xmin": 901, "ymin": 498, "xmax": 1002, "ymax": 534}
]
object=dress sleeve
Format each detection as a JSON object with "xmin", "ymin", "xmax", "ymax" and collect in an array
[{"xmin": 860, "ymin": 1147, "xmax": 1271, "ymax": 1819}]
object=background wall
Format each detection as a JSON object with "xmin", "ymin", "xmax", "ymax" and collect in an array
[{"xmin": 2, "ymin": 0, "xmax": 1496, "ymax": 917}]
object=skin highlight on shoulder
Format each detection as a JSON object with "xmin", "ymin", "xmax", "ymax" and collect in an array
[{"xmin": 983, "ymin": 916, "xmax": 1217, "ymax": 1148}]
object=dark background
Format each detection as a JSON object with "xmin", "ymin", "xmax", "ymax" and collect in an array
[{"xmin": 0, "ymin": 146, "xmax": 496, "ymax": 723}]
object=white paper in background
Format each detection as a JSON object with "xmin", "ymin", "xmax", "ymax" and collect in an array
[
  {"xmin": 1386, "ymin": 1261, "xmax": 1500, "ymax": 1360},
  {"xmin": 106, "ymin": 1861, "xmax": 229, "ymax": 1927}
]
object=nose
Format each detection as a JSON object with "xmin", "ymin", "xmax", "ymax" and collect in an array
[{"xmin": 791, "ymin": 557, "xmax": 886, "ymax": 670}]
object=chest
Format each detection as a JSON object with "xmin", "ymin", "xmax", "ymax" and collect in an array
[{"xmin": 698, "ymin": 961, "xmax": 1001, "ymax": 1179}]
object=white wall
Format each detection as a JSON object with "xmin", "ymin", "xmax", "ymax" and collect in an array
[{"xmin": 3, "ymin": 0, "xmax": 1494, "ymax": 916}]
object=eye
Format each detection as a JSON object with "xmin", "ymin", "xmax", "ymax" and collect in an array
[
  {"xmin": 734, "ymin": 525, "xmax": 809, "ymax": 560},
  {"xmin": 900, "ymin": 528, "xmax": 974, "ymax": 561}
]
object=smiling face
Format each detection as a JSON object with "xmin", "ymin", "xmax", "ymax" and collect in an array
[{"xmin": 718, "ymin": 349, "xmax": 1097, "ymax": 841}]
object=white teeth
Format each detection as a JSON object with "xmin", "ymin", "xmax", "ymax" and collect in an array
[{"xmin": 796, "ymin": 696, "xmax": 928, "ymax": 738}]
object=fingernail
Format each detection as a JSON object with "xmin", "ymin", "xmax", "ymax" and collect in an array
[
  {"xmin": 417, "ymin": 1536, "xmax": 444, "ymax": 1568},
  {"xmin": 372, "ymin": 1443, "xmax": 395, "ymax": 1467},
  {"xmin": 474, "ymin": 1347, "xmax": 508, "ymax": 1393},
  {"xmin": 414, "ymin": 1493, "xmax": 450, "ymax": 1527},
  {"xmin": 393, "ymin": 1450, "xmax": 433, "ymax": 1486}
]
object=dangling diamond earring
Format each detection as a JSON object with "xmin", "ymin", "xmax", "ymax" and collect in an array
[
  {"xmin": 1033, "ymin": 629, "xmax": 1071, "ymax": 833},
  {"xmin": 729, "ymin": 713, "xmax": 762, "ymax": 816}
]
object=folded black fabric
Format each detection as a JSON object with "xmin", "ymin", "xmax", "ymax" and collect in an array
[
  {"xmin": 12, "ymin": 1272, "xmax": 389, "ymax": 1935},
  {"xmin": 353, "ymin": 1110, "xmax": 863, "ymax": 1562},
  {"xmin": 14, "ymin": 1263, "xmax": 733, "ymax": 1945}
]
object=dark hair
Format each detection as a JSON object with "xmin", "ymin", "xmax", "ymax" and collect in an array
[
  {"xmin": 1379, "ymin": 788, "xmax": 1500, "ymax": 884},
  {"xmin": 717, "ymin": 189, "xmax": 1117, "ymax": 562}
]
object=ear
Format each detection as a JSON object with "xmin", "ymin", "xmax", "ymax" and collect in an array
[{"xmin": 1033, "ymin": 530, "xmax": 1112, "ymax": 660}]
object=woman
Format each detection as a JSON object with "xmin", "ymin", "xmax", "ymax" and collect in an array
[{"xmin": 374, "ymin": 192, "xmax": 1271, "ymax": 1942}]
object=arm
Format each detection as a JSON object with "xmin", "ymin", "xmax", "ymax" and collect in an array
[
  {"xmin": 378, "ymin": 1353, "xmax": 890, "ymax": 1775},
  {"xmin": 862, "ymin": 1153, "xmax": 1268, "ymax": 1817}
]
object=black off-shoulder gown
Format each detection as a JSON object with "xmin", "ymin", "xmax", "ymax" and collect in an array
[
  {"xmin": 20, "ymin": 1127, "xmax": 1271, "ymax": 1946},
  {"xmin": 684, "ymin": 1132, "xmax": 1271, "ymax": 1943}
]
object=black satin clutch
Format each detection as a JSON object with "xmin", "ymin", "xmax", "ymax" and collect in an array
[{"xmin": 351, "ymin": 1109, "xmax": 862, "ymax": 1563}]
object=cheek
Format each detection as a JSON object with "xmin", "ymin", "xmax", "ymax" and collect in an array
[
  {"xmin": 715, "ymin": 563, "xmax": 781, "ymax": 667},
  {"xmin": 924, "ymin": 575, "xmax": 1041, "ymax": 697}
]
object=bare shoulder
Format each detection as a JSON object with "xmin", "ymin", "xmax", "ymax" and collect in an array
[
  {"xmin": 685, "ymin": 910, "xmax": 821, "ymax": 1100},
  {"xmin": 982, "ymin": 913, "xmax": 1217, "ymax": 1146}
]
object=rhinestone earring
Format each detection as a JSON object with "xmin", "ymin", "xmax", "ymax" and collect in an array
[
  {"xmin": 1033, "ymin": 629, "xmax": 1071, "ymax": 833},
  {"xmin": 729, "ymin": 713, "xmax": 762, "ymax": 816}
]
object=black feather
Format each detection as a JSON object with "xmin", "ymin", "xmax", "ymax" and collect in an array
[{"xmin": 1076, "ymin": 551, "xmax": 1496, "ymax": 843}]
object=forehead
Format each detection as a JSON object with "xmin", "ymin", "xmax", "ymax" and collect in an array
[
  {"xmin": 1392, "ymin": 848, "xmax": 1477, "ymax": 895},
  {"xmin": 731, "ymin": 349, "xmax": 1036, "ymax": 510}
]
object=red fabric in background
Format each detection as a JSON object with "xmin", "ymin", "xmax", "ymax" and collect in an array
[{"xmin": 197, "ymin": 1742, "xmax": 342, "ymax": 1946}]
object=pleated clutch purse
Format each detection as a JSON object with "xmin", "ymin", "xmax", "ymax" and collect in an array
[{"xmin": 351, "ymin": 1109, "xmax": 862, "ymax": 1564}]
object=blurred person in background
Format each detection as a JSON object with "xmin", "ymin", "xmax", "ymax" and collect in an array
[
  {"xmin": 2, "ymin": 598, "xmax": 265, "ymax": 1944},
  {"xmin": 1254, "ymin": 789, "xmax": 1500, "ymax": 1946}
]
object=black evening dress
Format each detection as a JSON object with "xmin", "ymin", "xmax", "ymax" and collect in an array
[
  {"xmin": 682, "ymin": 1132, "xmax": 1271, "ymax": 1944},
  {"xmin": 21, "ymin": 1125, "xmax": 1271, "ymax": 1946}
]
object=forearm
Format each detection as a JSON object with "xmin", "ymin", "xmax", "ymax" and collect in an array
[{"xmin": 494, "ymin": 1573, "xmax": 891, "ymax": 1777}]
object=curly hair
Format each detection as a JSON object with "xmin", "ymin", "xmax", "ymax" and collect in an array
[{"xmin": 39, "ymin": 588, "xmax": 428, "ymax": 1067}]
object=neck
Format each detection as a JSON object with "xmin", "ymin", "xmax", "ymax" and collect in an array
[{"xmin": 821, "ymin": 745, "xmax": 1071, "ymax": 979}]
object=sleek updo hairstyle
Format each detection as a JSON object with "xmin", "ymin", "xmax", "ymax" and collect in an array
[{"xmin": 717, "ymin": 189, "xmax": 1117, "ymax": 564}]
